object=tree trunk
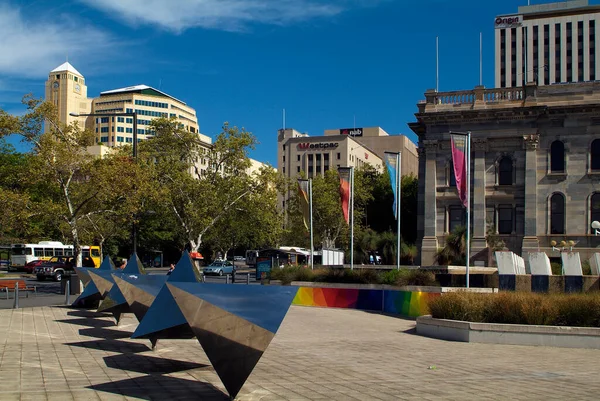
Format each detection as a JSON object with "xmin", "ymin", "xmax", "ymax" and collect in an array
[{"xmin": 71, "ymin": 223, "xmax": 82, "ymax": 267}]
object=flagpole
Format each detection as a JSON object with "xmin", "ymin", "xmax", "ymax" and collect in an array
[
  {"xmin": 309, "ymin": 178, "xmax": 314, "ymax": 270},
  {"xmin": 350, "ymin": 167, "xmax": 354, "ymax": 271},
  {"xmin": 396, "ymin": 153, "xmax": 401, "ymax": 270},
  {"xmin": 466, "ymin": 131, "xmax": 471, "ymax": 288}
]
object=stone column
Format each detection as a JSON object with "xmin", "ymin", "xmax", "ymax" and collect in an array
[
  {"xmin": 522, "ymin": 134, "xmax": 540, "ymax": 253},
  {"xmin": 420, "ymin": 140, "xmax": 439, "ymax": 266},
  {"xmin": 471, "ymin": 139, "xmax": 488, "ymax": 259}
]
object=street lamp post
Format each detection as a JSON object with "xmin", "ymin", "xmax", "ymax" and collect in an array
[{"xmin": 70, "ymin": 111, "xmax": 138, "ymax": 254}]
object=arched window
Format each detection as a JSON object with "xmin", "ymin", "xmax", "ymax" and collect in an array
[
  {"xmin": 550, "ymin": 193, "xmax": 565, "ymax": 234},
  {"xmin": 498, "ymin": 157, "xmax": 513, "ymax": 185},
  {"xmin": 550, "ymin": 140, "xmax": 565, "ymax": 173},
  {"xmin": 592, "ymin": 139, "xmax": 600, "ymax": 171},
  {"xmin": 592, "ymin": 193, "xmax": 600, "ymax": 228},
  {"xmin": 448, "ymin": 161, "xmax": 456, "ymax": 187}
]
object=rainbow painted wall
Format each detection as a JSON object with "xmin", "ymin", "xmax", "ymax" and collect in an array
[{"xmin": 292, "ymin": 287, "xmax": 440, "ymax": 318}]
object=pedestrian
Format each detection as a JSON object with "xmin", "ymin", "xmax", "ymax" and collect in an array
[
  {"xmin": 119, "ymin": 259, "xmax": 127, "ymax": 269},
  {"xmin": 167, "ymin": 263, "xmax": 175, "ymax": 275}
]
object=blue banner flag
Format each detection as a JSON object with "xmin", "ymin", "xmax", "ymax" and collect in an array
[{"xmin": 384, "ymin": 152, "xmax": 399, "ymax": 219}]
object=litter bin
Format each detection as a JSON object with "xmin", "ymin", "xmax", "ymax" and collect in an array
[{"xmin": 61, "ymin": 274, "xmax": 81, "ymax": 295}]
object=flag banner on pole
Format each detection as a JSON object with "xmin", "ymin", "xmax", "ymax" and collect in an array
[
  {"xmin": 297, "ymin": 179, "xmax": 310, "ymax": 230},
  {"xmin": 384, "ymin": 152, "xmax": 399, "ymax": 219},
  {"xmin": 451, "ymin": 134, "xmax": 468, "ymax": 208},
  {"xmin": 338, "ymin": 168, "xmax": 352, "ymax": 225}
]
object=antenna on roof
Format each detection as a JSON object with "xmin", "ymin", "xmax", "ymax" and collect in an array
[
  {"xmin": 283, "ymin": 109, "xmax": 286, "ymax": 129},
  {"xmin": 436, "ymin": 36, "xmax": 439, "ymax": 92}
]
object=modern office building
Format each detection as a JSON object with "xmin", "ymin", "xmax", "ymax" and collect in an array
[
  {"xmin": 44, "ymin": 62, "xmax": 204, "ymax": 147},
  {"xmin": 495, "ymin": 0, "xmax": 600, "ymax": 88},
  {"xmin": 409, "ymin": 82, "xmax": 600, "ymax": 266},
  {"xmin": 277, "ymin": 126, "xmax": 418, "ymax": 210}
]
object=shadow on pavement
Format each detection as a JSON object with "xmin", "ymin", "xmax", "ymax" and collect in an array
[
  {"xmin": 103, "ymin": 353, "xmax": 210, "ymax": 374},
  {"xmin": 66, "ymin": 339, "xmax": 150, "ymax": 353},
  {"xmin": 66, "ymin": 309, "xmax": 112, "ymax": 318},
  {"xmin": 79, "ymin": 327, "xmax": 134, "ymax": 339},
  {"xmin": 88, "ymin": 375, "xmax": 228, "ymax": 400},
  {"xmin": 55, "ymin": 317, "xmax": 115, "ymax": 328}
]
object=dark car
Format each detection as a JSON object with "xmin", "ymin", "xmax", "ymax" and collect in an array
[
  {"xmin": 34, "ymin": 256, "xmax": 75, "ymax": 281},
  {"xmin": 23, "ymin": 260, "xmax": 45, "ymax": 274}
]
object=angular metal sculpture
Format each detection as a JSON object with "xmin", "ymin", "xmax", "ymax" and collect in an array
[
  {"xmin": 72, "ymin": 256, "xmax": 116, "ymax": 308},
  {"xmin": 96, "ymin": 254, "xmax": 146, "ymax": 324},
  {"xmin": 167, "ymin": 282, "xmax": 298, "ymax": 399},
  {"xmin": 131, "ymin": 251, "xmax": 201, "ymax": 342}
]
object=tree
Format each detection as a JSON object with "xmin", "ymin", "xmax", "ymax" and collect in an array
[
  {"xmin": 0, "ymin": 96, "xmax": 143, "ymax": 265},
  {"xmin": 435, "ymin": 225, "xmax": 466, "ymax": 266},
  {"xmin": 140, "ymin": 119, "xmax": 282, "ymax": 255}
]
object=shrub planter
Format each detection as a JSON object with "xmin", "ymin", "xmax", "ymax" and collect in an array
[{"xmin": 416, "ymin": 315, "xmax": 600, "ymax": 349}]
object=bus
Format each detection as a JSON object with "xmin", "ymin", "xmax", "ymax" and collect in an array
[{"xmin": 9, "ymin": 241, "xmax": 101, "ymax": 271}]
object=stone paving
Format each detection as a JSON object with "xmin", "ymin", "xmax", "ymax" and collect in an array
[{"xmin": 0, "ymin": 305, "xmax": 599, "ymax": 400}]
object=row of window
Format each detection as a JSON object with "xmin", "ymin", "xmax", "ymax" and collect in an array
[
  {"xmin": 95, "ymin": 99, "xmax": 131, "ymax": 106},
  {"xmin": 98, "ymin": 136, "xmax": 143, "ymax": 144},
  {"xmin": 446, "ymin": 140, "xmax": 600, "ymax": 187},
  {"xmin": 125, "ymin": 108, "xmax": 168, "ymax": 118},
  {"xmin": 550, "ymin": 139, "xmax": 600, "ymax": 172},
  {"xmin": 134, "ymin": 99, "xmax": 168, "ymax": 109},
  {"xmin": 447, "ymin": 193, "xmax": 600, "ymax": 235}
]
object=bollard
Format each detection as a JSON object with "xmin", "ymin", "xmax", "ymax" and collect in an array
[
  {"xmin": 13, "ymin": 283, "xmax": 18, "ymax": 309},
  {"xmin": 201, "ymin": 274, "xmax": 205, "ymax": 283},
  {"xmin": 226, "ymin": 274, "xmax": 230, "ymax": 284},
  {"xmin": 65, "ymin": 280, "xmax": 70, "ymax": 305},
  {"xmin": 246, "ymin": 273, "xmax": 250, "ymax": 285}
]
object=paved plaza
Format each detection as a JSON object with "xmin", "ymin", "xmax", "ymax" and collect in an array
[{"xmin": 0, "ymin": 305, "xmax": 599, "ymax": 400}]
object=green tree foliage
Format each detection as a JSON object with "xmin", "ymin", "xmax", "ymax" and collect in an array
[
  {"xmin": 0, "ymin": 96, "xmax": 144, "ymax": 265},
  {"xmin": 139, "ymin": 119, "xmax": 282, "ymax": 255},
  {"xmin": 436, "ymin": 225, "xmax": 467, "ymax": 266}
]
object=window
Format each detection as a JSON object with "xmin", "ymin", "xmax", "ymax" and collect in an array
[
  {"xmin": 283, "ymin": 145, "xmax": 286, "ymax": 151},
  {"xmin": 498, "ymin": 206, "xmax": 513, "ymax": 234},
  {"xmin": 337, "ymin": 153, "xmax": 341, "ymax": 160},
  {"xmin": 449, "ymin": 206, "xmax": 465, "ymax": 232},
  {"xmin": 550, "ymin": 140, "xmax": 565, "ymax": 173},
  {"xmin": 126, "ymin": 128, "xmax": 133, "ymax": 133},
  {"xmin": 117, "ymin": 127, "xmax": 124, "ymax": 133},
  {"xmin": 550, "ymin": 193, "xmax": 565, "ymax": 234},
  {"xmin": 126, "ymin": 118, "xmax": 133, "ymax": 124},
  {"xmin": 54, "ymin": 248, "xmax": 64, "ymax": 256},
  {"xmin": 44, "ymin": 248, "xmax": 54, "ymax": 257},
  {"xmin": 448, "ymin": 161, "xmax": 456, "ymax": 187},
  {"xmin": 498, "ymin": 157, "xmax": 513, "ymax": 185},
  {"xmin": 297, "ymin": 155, "xmax": 300, "ymax": 161},
  {"xmin": 282, "ymin": 155, "xmax": 285, "ymax": 162},
  {"xmin": 34, "ymin": 248, "xmax": 43, "ymax": 257},
  {"xmin": 100, "ymin": 117, "xmax": 109, "ymax": 123},
  {"xmin": 100, "ymin": 127, "xmax": 109, "ymax": 133},
  {"xmin": 117, "ymin": 117, "xmax": 125, "ymax": 123},
  {"xmin": 297, "ymin": 166, "xmax": 300, "ymax": 173},
  {"xmin": 282, "ymin": 167, "xmax": 285, "ymax": 174},
  {"xmin": 592, "ymin": 193, "xmax": 600, "ymax": 229},
  {"xmin": 100, "ymin": 136, "xmax": 109, "ymax": 143},
  {"xmin": 592, "ymin": 139, "xmax": 600, "ymax": 171},
  {"xmin": 117, "ymin": 136, "xmax": 124, "ymax": 142}
]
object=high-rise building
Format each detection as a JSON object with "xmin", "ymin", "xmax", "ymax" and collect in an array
[
  {"xmin": 44, "ymin": 62, "xmax": 204, "ymax": 147},
  {"xmin": 495, "ymin": 0, "xmax": 600, "ymax": 88}
]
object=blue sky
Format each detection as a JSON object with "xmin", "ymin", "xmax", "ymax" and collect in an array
[{"xmin": 0, "ymin": 0, "xmax": 588, "ymax": 165}]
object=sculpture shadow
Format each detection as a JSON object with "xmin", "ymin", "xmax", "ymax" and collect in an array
[
  {"xmin": 67, "ymin": 309, "xmax": 112, "ymax": 319},
  {"xmin": 66, "ymin": 339, "xmax": 150, "ymax": 354},
  {"xmin": 103, "ymin": 353, "xmax": 210, "ymax": 374},
  {"xmin": 79, "ymin": 327, "xmax": 134, "ymax": 340},
  {"xmin": 88, "ymin": 375, "xmax": 228, "ymax": 400},
  {"xmin": 55, "ymin": 318, "xmax": 115, "ymax": 328}
]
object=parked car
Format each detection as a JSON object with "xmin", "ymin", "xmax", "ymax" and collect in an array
[
  {"xmin": 203, "ymin": 260, "xmax": 235, "ymax": 276},
  {"xmin": 23, "ymin": 260, "xmax": 45, "ymax": 274},
  {"xmin": 35, "ymin": 256, "xmax": 75, "ymax": 281},
  {"xmin": 233, "ymin": 256, "xmax": 245, "ymax": 261}
]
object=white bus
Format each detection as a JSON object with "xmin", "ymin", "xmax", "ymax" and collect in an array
[{"xmin": 9, "ymin": 242, "xmax": 101, "ymax": 271}]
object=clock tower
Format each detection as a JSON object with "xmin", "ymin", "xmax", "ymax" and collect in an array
[{"xmin": 44, "ymin": 62, "xmax": 92, "ymax": 132}]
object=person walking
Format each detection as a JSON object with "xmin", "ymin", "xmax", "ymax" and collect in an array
[{"xmin": 167, "ymin": 263, "xmax": 175, "ymax": 275}]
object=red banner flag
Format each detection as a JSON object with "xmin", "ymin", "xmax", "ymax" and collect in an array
[
  {"xmin": 338, "ymin": 168, "xmax": 352, "ymax": 225},
  {"xmin": 451, "ymin": 134, "xmax": 468, "ymax": 208}
]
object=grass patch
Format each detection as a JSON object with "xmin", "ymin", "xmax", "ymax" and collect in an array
[{"xmin": 429, "ymin": 291, "xmax": 600, "ymax": 328}]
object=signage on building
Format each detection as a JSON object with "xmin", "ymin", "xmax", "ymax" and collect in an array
[
  {"xmin": 495, "ymin": 15, "xmax": 522, "ymax": 29},
  {"xmin": 297, "ymin": 142, "xmax": 339, "ymax": 150},
  {"xmin": 340, "ymin": 128, "xmax": 363, "ymax": 137}
]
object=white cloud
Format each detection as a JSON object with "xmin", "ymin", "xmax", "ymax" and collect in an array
[
  {"xmin": 78, "ymin": 0, "xmax": 352, "ymax": 33},
  {"xmin": 0, "ymin": 4, "xmax": 114, "ymax": 78}
]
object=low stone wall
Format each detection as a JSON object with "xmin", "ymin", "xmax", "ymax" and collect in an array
[
  {"xmin": 416, "ymin": 315, "xmax": 600, "ymax": 349},
  {"xmin": 290, "ymin": 283, "xmax": 495, "ymax": 318}
]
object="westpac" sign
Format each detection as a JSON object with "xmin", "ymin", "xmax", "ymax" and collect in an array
[{"xmin": 297, "ymin": 142, "xmax": 339, "ymax": 150}]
